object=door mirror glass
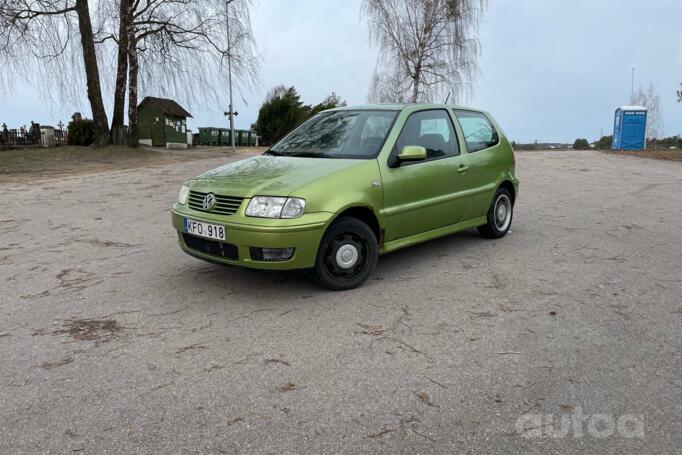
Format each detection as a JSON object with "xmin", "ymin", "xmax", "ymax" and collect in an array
[{"xmin": 398, "ymin": 145, "xmax": 427, "ymax": 161}]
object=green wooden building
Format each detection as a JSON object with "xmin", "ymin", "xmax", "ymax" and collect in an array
[{"xmin": 137, "ymin": 97, "xmax": 192, "ymax": 148}]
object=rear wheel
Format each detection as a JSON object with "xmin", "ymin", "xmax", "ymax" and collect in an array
[
  {"xmin": 314, "ymin": 217, "xmax": 378, "ymax": 291},
  {"xmin": 478, "ymin": 187, "xmax": 514, "ymax": 238}
]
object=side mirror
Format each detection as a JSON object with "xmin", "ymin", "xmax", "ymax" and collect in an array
[{"xmin": 398, "ymin": 145, "xmax": 427, "ymax": 161}]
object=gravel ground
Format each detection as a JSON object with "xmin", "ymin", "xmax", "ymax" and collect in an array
[{"xmin": 1, "ymin": 150, "xmax": 680, "ymax": 454}]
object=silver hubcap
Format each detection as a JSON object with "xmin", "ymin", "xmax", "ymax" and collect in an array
[
  {"xmin": 494, "ymin": 194, "xmax": 512, "ymax": 231},
  {"xmin": 336, "ymin": 244, "xmax": 359, "ymax": 269}
]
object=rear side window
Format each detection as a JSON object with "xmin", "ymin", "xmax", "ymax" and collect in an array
[
  {"xmin": 393, "ymin": 110, "xmax": 460, "ymax": 161},
  {"xmin": 455, "ymin": 110, "xmax": 499, "ymax": 153}
]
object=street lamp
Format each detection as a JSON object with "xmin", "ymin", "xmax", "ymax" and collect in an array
[{"xmin": 225, "ymin": 0, "xmax": 237, "ymax": 152}]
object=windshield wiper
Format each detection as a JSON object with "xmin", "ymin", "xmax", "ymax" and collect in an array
[
  {"xmin": 264, "ymin": 150, "xmax": 332, "ymax": 158},
  {"xmin": 287, "ymin": 151, "xmax": 332, "ymax": 158}
]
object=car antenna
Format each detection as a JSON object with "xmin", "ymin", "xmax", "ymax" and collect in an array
[{"xmin": 444, "ymin": 92, "xmax": 451, "ymax": 104}]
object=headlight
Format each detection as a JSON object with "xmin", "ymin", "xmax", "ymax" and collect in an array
[
  {"xmin": 281, "ymin": 198, "xmax": 306, "ymax": 218},
  {"xmin": 246, "ymin": 196, "xmax": 306, "ymax": 218},
  {"xmin": 246, "ymin": 196, "xmax": 287, "ymax": 218},
  {"xmin": 177, "ymin": 185, "xmax": 190, "ymax": 205}
]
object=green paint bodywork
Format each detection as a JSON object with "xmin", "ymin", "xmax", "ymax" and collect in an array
[{"xmin": 171, "ymin": 104, "xmax": 519, "ymax": 270}]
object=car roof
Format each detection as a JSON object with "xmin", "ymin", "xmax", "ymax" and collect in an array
[{"xmin": 327, "ymin": 103, "xmax": 483, "ymax": 113}]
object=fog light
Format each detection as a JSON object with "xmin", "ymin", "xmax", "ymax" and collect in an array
[{"xmin": 250, "ymin": 247, "xmax": 295, "ymax": 262}]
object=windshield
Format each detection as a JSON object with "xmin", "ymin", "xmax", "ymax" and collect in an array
[{"xmin": 269, "ymin": 110, "xmax": 397, "ymax": 159}]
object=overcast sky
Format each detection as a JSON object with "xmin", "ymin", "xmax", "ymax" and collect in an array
[{"xmin": 1, "ymin": 0, "xmax": 681, "ymax": 143}]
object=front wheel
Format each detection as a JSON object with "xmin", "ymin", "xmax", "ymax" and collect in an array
[
  {"xmin": 314, "ymin": 217, "xmax": 378, "ymax": 291},
  {"xmin": 478, "ymin": 187, "xmax": 514, "ymax": 238}
]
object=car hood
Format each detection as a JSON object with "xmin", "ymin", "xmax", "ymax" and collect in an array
[{"xmin": 187, "ymin": 155, "xmax": 368, "ymax": 197}]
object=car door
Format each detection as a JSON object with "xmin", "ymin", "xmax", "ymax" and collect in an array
[
  {"xmin": 453, "ymin": 109, "xmax": 503, "ymax": 220},
  {"xmin": 380, "ymin": 109, "xmax": 470, "ymax": 241}
]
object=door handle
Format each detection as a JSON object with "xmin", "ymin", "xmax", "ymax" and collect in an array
[{"xmin": 457, "ymin": 165, "xmax": 469, "ymax": 174}]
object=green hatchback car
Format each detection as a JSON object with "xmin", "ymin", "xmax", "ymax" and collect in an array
[{"xmin": 171, "ymin": 104, "xmax": 518, "ymax": 290}]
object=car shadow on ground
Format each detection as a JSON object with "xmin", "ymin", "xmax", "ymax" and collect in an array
[
  {"xmin": 378, "ymin": 228, "xmax": 483, "ymax": 268},
  {"xmin": 170, "ymin": 228, "xmax": 487, "ymax": 296}
]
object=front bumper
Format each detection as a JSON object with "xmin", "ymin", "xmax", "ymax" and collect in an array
[{"xmin": 170, "ymin": 204, "xmax": 333, "ymax": 270}]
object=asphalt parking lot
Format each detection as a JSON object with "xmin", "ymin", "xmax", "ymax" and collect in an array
[{"xmin": 1, "ymin": 150, "xmax": 680, "ymax": 454}]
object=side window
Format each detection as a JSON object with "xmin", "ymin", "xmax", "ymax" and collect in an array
[
  {"xmin": 393, "ymin": 110, "xmax": 460, "ymax": 162},
  {"xmin": 455, "ymin": 110, "xmax": 499, "ymax": 153}
]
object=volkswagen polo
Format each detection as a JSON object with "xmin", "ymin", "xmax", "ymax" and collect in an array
[{"xmin": 171, "ymin": 104, "xmax": 518, "ymax": 290}]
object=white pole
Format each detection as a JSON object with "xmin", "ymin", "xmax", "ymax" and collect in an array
[
  {"xmin": 631, "ymin": 67, "xmax": 635, "ymax": 104},
  {"xmin": 226, "ymin": 0, "xmax": 236, "ymax": 152}
]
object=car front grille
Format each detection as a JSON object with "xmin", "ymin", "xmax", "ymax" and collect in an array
[
  {"xmin": 249, "ymin": 247, "xmax": 295, "ymax": 262},
  {"xmin": 188, "ymin": 191, "xmax": 244, "ymax": 216},
  {"xmin": 182, "ymin": 234, "xmax": 239, "ymax": 260}
]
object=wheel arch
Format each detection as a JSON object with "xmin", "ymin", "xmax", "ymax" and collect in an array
[
  {"xmin": 332, "ymin": 206, "xmax": 382, "ymax": 244},
  {"xmin": 498, "ymin": 180, "xmax": 516, "ymax": 204}
]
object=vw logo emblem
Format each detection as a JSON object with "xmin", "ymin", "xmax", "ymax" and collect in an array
[{"xmin": 202, "ymin": 193, "xmax": 216, "ymax": 210}]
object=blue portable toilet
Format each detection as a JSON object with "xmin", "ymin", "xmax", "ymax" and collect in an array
[{"xmin": 611, "ymin": 106, "xmax": 647, "ymax": 150}]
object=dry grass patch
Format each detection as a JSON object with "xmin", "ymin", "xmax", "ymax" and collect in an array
[
  {"xmin": 33, "ymin": 318, "xmax": 122, "ymax": 343},
  {"xmin": 603, "ymin": 149, "xmax": 682, "ymax": 162},
  {"xmin": 0, "ymin": 145, "xmax": 265, "ymax": 182}
]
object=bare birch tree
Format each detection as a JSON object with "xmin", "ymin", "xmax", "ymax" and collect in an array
[
  {"xmin": 632, "ymin": 83, "xmax": 664, "ymax": 139},
  {"xmin": 0, "ymin": 0, "xmax": 111, "ymax": 145},
  {"xmin": 362, "ymin": 0, "xmax": 487, "ymax": 104}
]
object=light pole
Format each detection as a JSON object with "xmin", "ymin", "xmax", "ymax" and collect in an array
[
  {"xmin": 631, "ymin": 67, "xmax": 635, "ymax": 104},
  {"xmin": 225, "ymin": 0, "xmax": 236, "ymax": 152}
]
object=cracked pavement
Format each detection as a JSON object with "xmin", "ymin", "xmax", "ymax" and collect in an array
[{"xmin": 1, "ymin": 150, "xmax": 681, "ymax": 454}]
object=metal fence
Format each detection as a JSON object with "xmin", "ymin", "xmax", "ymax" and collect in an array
[{"xmin": 0, "ymin": 123, "xmax": 68, "ymax": 151}]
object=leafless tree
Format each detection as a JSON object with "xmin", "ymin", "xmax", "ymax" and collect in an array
[
  {"xmin": 0, "ymin": 0, "xmax": 111, "ymax": 145},
  {"xmin": 632, "ymin": 83, "xmax": 664, "ymax": 139},
  {"xmin": 93, "ymin": 0, "xmax": 130, "ymax": 143},
  {"xmin": 96, "ymin": 0, "xmax": 260, "ymax": 146},
  {"xmin": 363, "ymin": 0, "xmax": 487, "ymax": 104},
  {"xmin": 265, "ymin": 84, "xmax": 289, "ymax": 102},
  {"xmin": 367, "ymin": 70, "xmax": 408, "ymax": 103},
  {"xmin": 2, "ymin": 0, "xmax": 260, "ymax": 147}
]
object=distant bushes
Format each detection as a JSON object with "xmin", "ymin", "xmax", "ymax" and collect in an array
[
  {"xmin": 68, "ymin": 118, "xmax": 95, "ymax": 146},
  {"xmin": 648, "ymin": 136, "xmax": 682, "ymax": 149},
  {"xmin": 596, "ymin": 135, "xmax": 613, "ymax": 149},
  {"xmin": 573, "ymin": 138, "xmax": 590, "ymax": 150}
]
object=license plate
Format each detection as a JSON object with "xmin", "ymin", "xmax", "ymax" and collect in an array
[{"xmin": 183, "ymin": 218, "xmax": 226, "ymax": 241}]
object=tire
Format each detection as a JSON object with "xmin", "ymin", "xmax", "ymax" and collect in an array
[
  {"xmin": 314, "ymin": 217, "xmax": 379, "ymax": 291},
  {"xmin": 478, "ymin": 187, "xmax": 514, "ymax": 239}
]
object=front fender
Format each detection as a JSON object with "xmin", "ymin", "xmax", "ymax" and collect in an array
[{"xmin": 290, "ymin": 159, "xmax": 384, "ymax": 217}]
